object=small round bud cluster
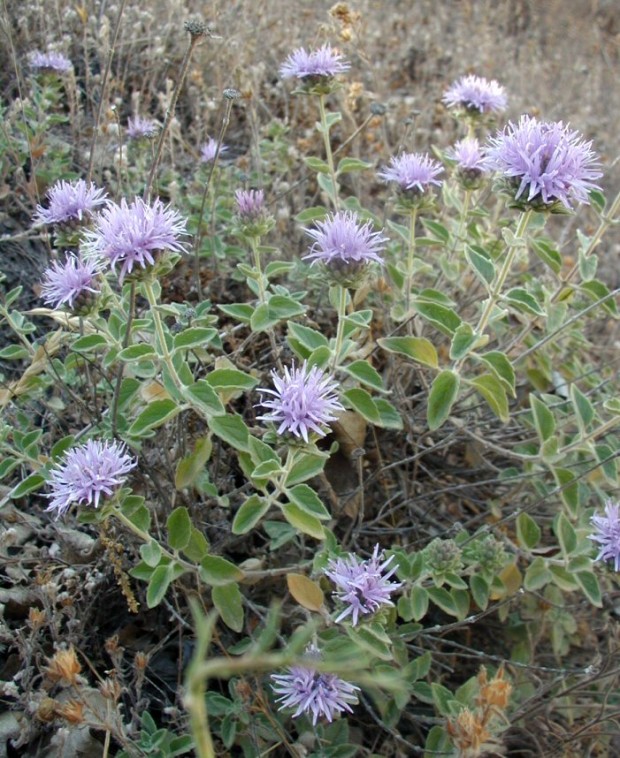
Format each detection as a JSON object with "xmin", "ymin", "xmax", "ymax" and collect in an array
[
  {"xmin": 464, "ymin": 535, "xmax": 507, "ymax": 575},
  {"xmin": 424, "ymin": 538, "xmax": 463, "ymax": 577},
  {"xmin": 184, "ymin": 18, "xmax": 208, "ymax": 38}
]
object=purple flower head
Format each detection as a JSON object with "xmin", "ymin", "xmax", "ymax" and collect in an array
[
  {"xmin": 127, "ymin": 116, "xmax": 158, "ymax": 140},
  {"xmin": 200, "ymin": 138, "xmax": 228, "ymax": 163},
  {"xmin": 325, "ymin": 544, "xmax": 402, "ymax": 625},
  {"xmin": 257, "ymin": 361, "xmax": 344, "ymax": 443},
  {"xmin": 45, "ymin": 439, "xmax": 137, "ymax": 519},
  {"xmin": 589, "ymin": 501, "xmax": 620, "ymax": 571},
  {"xmin": 235, "ymin": 189, "xmax": 265, "ymax": 220},
  {"xmin": 29, "ymin": 50, "xmax": 72, "ymax": 74},
  {"xmin": 303, "ymin": 210, "xmax": 387, "ymax": 266},
  {"xmin": 280, "ymin": 44, "xmax": 350, "ymax": 81},
  {"xmin": 486, "ymin": 115, "xmax": 602, "ymax": 210},
  {"xmin": 33, "ymin": 180, "xmax": 108, "ymax": 228},
  {"xmin": 449, "ymin": 138, "xmax": 489, "ymax": 188},
  {"xmin": 378, "ymin": 152, "xmax": 444, "ymax": 194},
  {"xmin": 443, "ymin": 74, "xmax": 507, "ymax": 115},
  {"xmin": 83, "ymin": 197, "xmax": 188, "ymax": 281},
  {"xmin": 40, "ymin": 253, "xmax": 102, "ymax": 312},
  {"xmin": 271, "ymin": 645, "xmax": 360, "ymax": 725}
]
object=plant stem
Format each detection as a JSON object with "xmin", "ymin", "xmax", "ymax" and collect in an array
[
  {"xmin": 318, "ymin": 93, "xmax": 340, "ymax": 211},
  {"xmin": 475, "ymin": 209, "xmax": 533, "ymax": 338},
  {"xmin": 331, "ymin": 285, "xmax": 349, "ymax": 371},
  {"xmin": 86, "ymin": 0, "xmax": 128, "ymax": 183},
  {"xmin": 143, "ymin": 33, "xmax": 201, "ymax": 202},
  {"xmin": 405, "ymin": 205, "xmax": 418, "ymax": 318},
  {"xmin": 111, "ymin": 281, "xmax": 136, "ymax": 436},
  {"xmin": 192, "ymin": 95, "xmax": 235, "ymax": 300},
  {"xmin": 142, "ymin": 278, "xmax": 184, "ymax": 391},
  {"xmin": 248, "ymin": 235, "xmax": 267, "ymax": 305}
]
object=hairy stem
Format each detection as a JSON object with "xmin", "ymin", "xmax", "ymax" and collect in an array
[{"xmin": 318, "ymin": 93, "xmax": 340, "ymax": 211}]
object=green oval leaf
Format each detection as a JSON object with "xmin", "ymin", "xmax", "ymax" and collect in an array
[
  {"xmin": 212, "ymin": 583, "xmax": 244, "ymax": 632},
  {"xmin": 378, "ymin": 336, "xmax": 438, "ymax": 369},
  {"xmin": 232, "ymin": 494, "xmax": 271, "ymax": 534},
  {"xmin": 281, "ymin": 503, "xmax": 325, "ymax": 540},
  {"xmin": 128, "ymin": 399, "xmax": 180, "ymax": 437},
  {"xmin": 199, "ymin": 555, "xmax": 245, "ymax": 586},
  {"xmin": 427, "ymin": 370, "xmax": 460, "ymax": 431},
  {"xmin": 167, "ymin": 506, "xmax": 192, "ymax": 551}
]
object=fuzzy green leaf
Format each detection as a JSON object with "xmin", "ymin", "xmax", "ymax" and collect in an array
[{"xmin": 427, "ymin": 370, "xmax": 460, "ymax": 430}]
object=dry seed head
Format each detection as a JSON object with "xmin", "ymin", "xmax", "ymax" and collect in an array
[
  {"xmin": 446, "ymin": 707, "xmax": 491, "ymax": 754},
  {"xmin": 45, "ymin": 646, "xmax": 82, "ymax": 686},
  {"xmin": 100, "ymin": 676, "xmax": 123, "ymax": 701},
  {"xmin": 134, "ymin": 651, "xmax": 149, "ymax": 670},
  {"xmin": 477, "ymin": 665, "xmax": 512, "ymax": 711},
  {"xmin": 184, "ymin": 18, "xmax": 208, "ymax": 39},
  {"xmin": 27, "ymin": 607, "xmax": 46, "ymax": 630},
  {"xmin": 37, "ymin": 697, "xmax": 58, "ymax": 722},
  {"xmin": 56, "ymin": 699, "xmax": 85, "ymax": 725}
]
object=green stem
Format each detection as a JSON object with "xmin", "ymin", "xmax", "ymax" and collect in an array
[
  {"xmin": 331, "ymin": 285, "xmax": 349, "ymax": 371},
  {"xmin": 318, "ymin": 93, "xmax": 340, "ymax": 211},
  {"xmin": 405, "ymin": 206, "xmax": 418, "ymax": 317},
  {"xmin": 142, "ymin": 278, "xmax": 184, "ymax": 391},
  {"xmin": 248, "ymin": 235, "xmax": 267, "ymax": 305},
  {"xmin": 475, "ymin": 209, "xmax": 533, "ymax": 338},
  {"xmin": 111, "ymin": 281, "xmax": 136, "ymax": 437}
]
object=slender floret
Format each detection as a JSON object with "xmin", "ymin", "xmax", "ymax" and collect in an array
[
  {"xmin": 33, "ymin": 179, "xmax": 108, "ymax": 228},
  {"xmin": 29, "ymin": 50, "xmax": 72, "ymax": 74},
  {"xmin": 280, "ymin": 44, "xmax": 350, "ymax": 80},
  {"xmin": 271, "ymin": 645, "xmax": 360, "ymax": 725},
  {"xmin": 486, "ymin": 115, "xmax": 602, "ymax": 209},
  {"xmin": 45, "ymin": 440, "xmax": 137, "ymax": 519},
  {"xmin": 235, "ymin": 189, "xmax": 265, "ymax": 220},
  {"xmin": 127, "ymin": 116, "xmax": 158, "ymax": 140},
  {"xmin": 443, "ymin": 74, "xmax": 507, "ymax": 115},
  {"xmin": 325, "ymin": 544, "xmax": 402, "ymax": 625},
  {"xmin": 303, "ymin": 210, "xmax": 387, "ymax": 266},
  {"xmin": 83, "ymin": 197, "xmax": 188, "ymax": 281},
  {"xmin": 450, "ymin": 138, "xmax": 489, "ymax": 188},
  {"xmin": 589, "ymin": 501, "xmax": 620, "ymax": 571},
  {"xmin": 40, "ymin": 253, "xmax": 102, "ymax": 311},
  {"xmin": 200, "ymin": 138, "xmax": 227, "ymax": 163},
  {"xmin": 378, "ymin": 152, "xmax": 444, "ymax": 194},
  {"xmin": 257, "ymin": 362, "xmax": 344, "ymax": 442}
]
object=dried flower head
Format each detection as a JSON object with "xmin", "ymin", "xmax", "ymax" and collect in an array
[
  {"xmin": 443, "ymin": 74, "xmax": 507, "ymax": 115},
  {"xmin": 29, "ymin": 50, "xmax": 72, "ymax": 74},
  {"xmin": 477, "ymin": 666, "xmax": 512, "ymax": 711},
  {"xmin": 33, "ymin": 179, "xmax": 108, "ymax": 228},
  {"xmin": 271, "ymin": 645, "xmax": 360, "ymax": 725},
  {"xmin": 45, "ymin": 646, "xmax": 82, "ymax": 686},
  {"xmin": 127, "ymin": 116, "xmax": 158, "ymax": 140},
  {"xmin": 257, "ymin": 362, "xmax": 344, "ymax": 443},
  {"xmin": 447, "ymin": 707, "xmax": 492, "ymax": 755},
  {"xmin": 325, "ymin": 544, "xmax": 402, "ymax": 625},
  {"xmin": 280, "ymin": 44, "xmax": 350, "ymax": 82},
  {"xmin": 589, "ymin": 500, "xmax": 620, "ymax": 571},
  {"xmin": 184, "ymin": 17, "xmax": 208, "ymax": 38},
  {"xmin": 378, "ymin": 152, "xmax": 444, "ymax": 195},
  {"xmin": 83, "ymin": 196, "xmax": 188, "ymax": 281},
  {"xmin": 40, "ymin": 253, "xmax": 102, "ymax": 312},
  {"xmin": 486, "ymin": 115, "xmax": 602, "ymax": 210},
  {"xmin": 200, "ymin": 138, "xmax": 228, "ymax": 163},
  {"xmin": 56, "ymin": 700, "xmax": 85, "ymax": 725},
  {"xmin": 45, "ymin": 439, "xmax": 137, "ymax": 519}
]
